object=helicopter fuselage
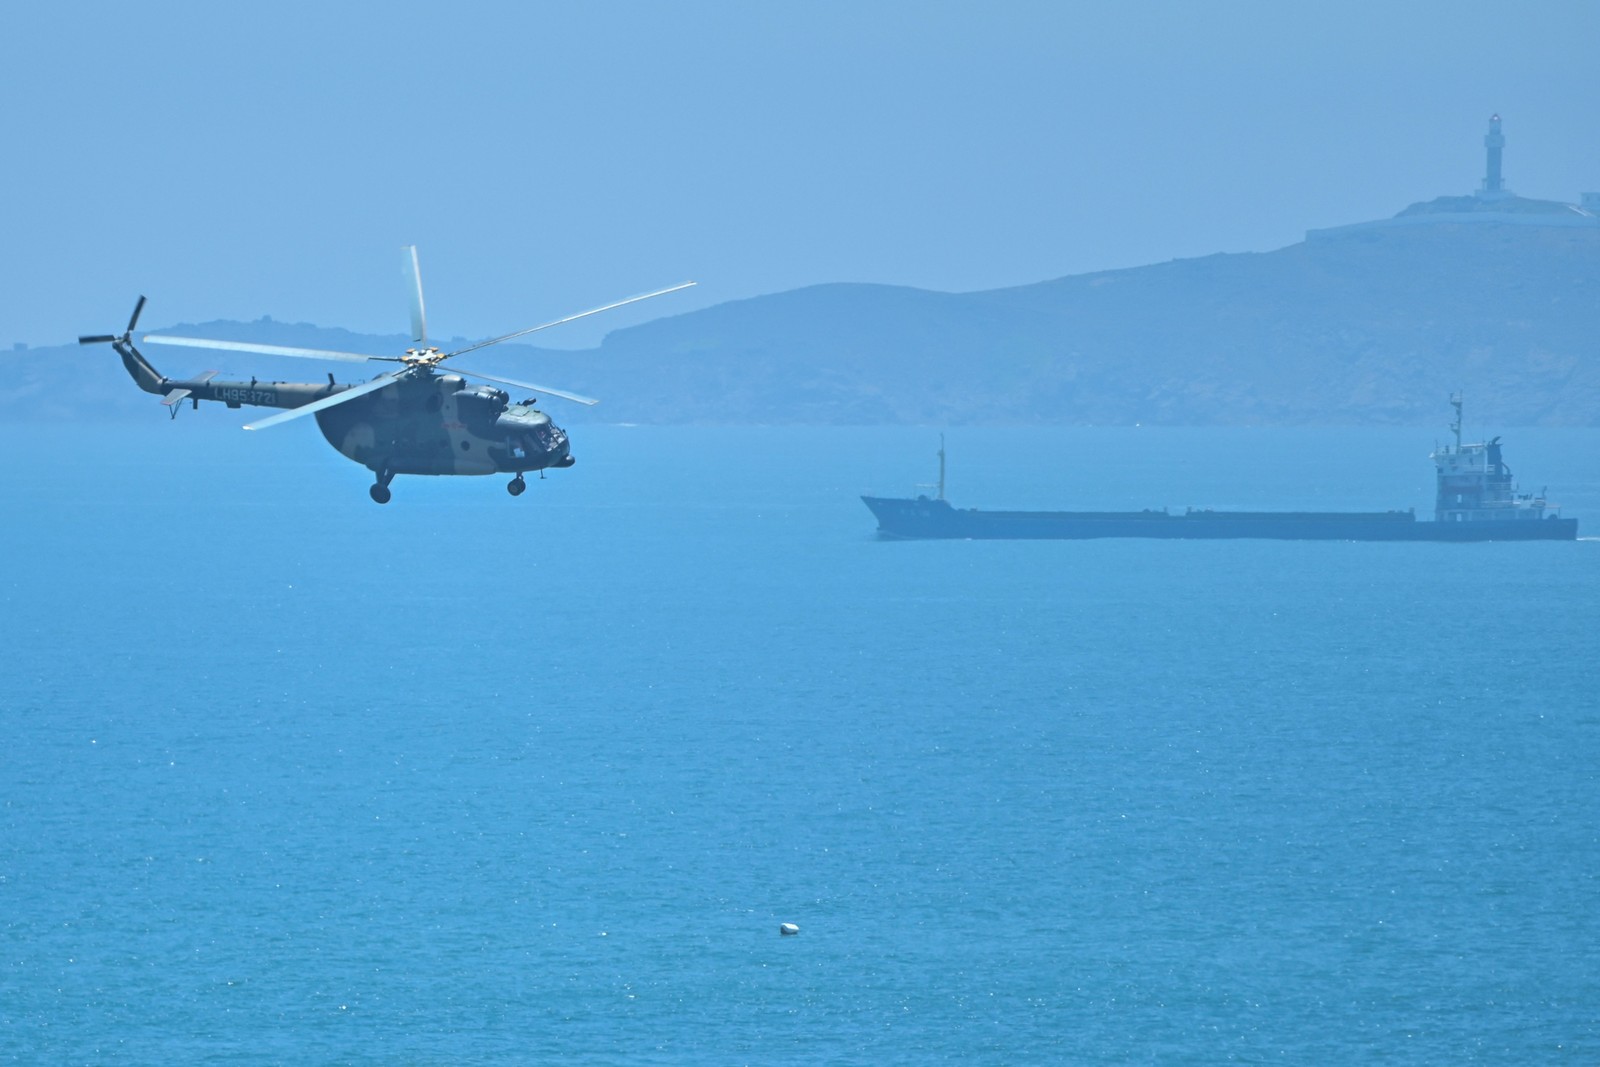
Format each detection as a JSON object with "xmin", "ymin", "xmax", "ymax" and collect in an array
[
  {"xmin": 116, "ymin": 340, "xmax": 574, "ymax": 477},
  {"xmin": 313, "ymin": 373, "xmax": 572, "ymax": 476}
]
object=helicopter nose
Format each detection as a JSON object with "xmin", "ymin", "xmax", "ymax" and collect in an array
[
  {"xmin": 546, "ymin": 426, "xmax": 575, "ymax": 467},
  {"xmin": 547, "ymin": 426, "xmax": 570, "ymax": 457},
  {"xmin": 524, "ymin": 424, "xmax": 570, "ymax": 467}
]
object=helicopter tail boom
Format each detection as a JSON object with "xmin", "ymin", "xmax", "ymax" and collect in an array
[
  {"xmin": 120, "ymin": 343, "xmax": 347, "ymax": 416},
  {"xmin": 115, "ymin": 339, "xmax": 167, "ymax": 395}
]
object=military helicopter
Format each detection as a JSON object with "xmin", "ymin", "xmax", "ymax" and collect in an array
[{"xmin": 80, "ymin": 247, "xmax": 694, "ymax": 503}]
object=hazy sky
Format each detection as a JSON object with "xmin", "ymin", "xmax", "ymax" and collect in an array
[{"xmin": 6, "ymin": 0, "xmax": 1597, "ymax": 349}]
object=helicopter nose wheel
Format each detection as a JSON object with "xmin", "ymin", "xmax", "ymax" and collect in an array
[
  {"xmin": 507, "ymin": 474, "xmax": 527, "ymax": 497},
  {"xmin": 369, "ymin": 466, "xmax": 395, "ymax": 504}
]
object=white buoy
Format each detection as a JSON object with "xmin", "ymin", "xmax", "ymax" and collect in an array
[{"xmin": 779, "ymin": 923, "xmax": 799, "ymax": 936}]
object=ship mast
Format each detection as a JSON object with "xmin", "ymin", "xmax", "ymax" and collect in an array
[{"xmin": 1449, "ymin": 392, "xmax": 1463, "ymax": 451}]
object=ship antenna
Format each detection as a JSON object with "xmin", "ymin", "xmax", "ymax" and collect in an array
[
  {"xmin": 1449, "ymin": 392, "xmax": 1463, "ymax": 451},
  {"xmin": 938, "ymin": 433, "xmax": 947, "ymax": 501}
]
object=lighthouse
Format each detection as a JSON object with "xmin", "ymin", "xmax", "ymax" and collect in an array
[
  {"xmin": 1479, "ymin": 113, "xmax": 1508, "ymax": 199},
  {"xmin": 1305, "ymin": 112, "xmax": 1599, "ymax": 239}
]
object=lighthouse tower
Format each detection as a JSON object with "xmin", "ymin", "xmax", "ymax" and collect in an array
[{"xmin": 1478, "ymin": 114, "xmax": 1509, "ymax": 200}]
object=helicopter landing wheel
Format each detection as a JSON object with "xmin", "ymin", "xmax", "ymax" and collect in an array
[
  {"xmin": 507, "ymin": 474, "xmax": 527, "ymax": 497},
  {"xmin": 369, "ymin": 465, "xmax": 395, "ymax": 504}
]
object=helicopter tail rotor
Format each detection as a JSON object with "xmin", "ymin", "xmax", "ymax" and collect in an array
[
  {"xmin": 79, "ymin": 296, "xmax": 167, "ymax": 396},
  {"xmin": 79, "ymin": 295, "xmax": 148, "ymax": 346},
  {"xmin": 126, "ymin": 295, "xmax": 147, "ymax": 335}
]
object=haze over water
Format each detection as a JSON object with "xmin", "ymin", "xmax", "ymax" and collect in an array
[{"xmin": 3, "ymin": 423, "xmax": 1597, "ymax": 1062}]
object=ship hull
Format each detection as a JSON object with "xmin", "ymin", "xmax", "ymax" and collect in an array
[{"xmin": 862, "ymin": 497, "xmax": 1579, "ymax": 542}]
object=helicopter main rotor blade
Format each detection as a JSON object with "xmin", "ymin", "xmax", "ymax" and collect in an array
[
  {"xmin": 442, "ymin": 281, "xmax": 697, "ymax": 360},
  {"xmin": 450, "ymin": 366, "xmax": 599, "ymax": 406},
  {"xmin": 402, "ymin": 245, "xmax": 428, "ymax": 346},
  {"xmin": 142, "ymin": 335, "xmax": 401, "ymax": 364},
  {"xmin": 242, "ymin": 370, "xmax": 404, "ymax": 431}
]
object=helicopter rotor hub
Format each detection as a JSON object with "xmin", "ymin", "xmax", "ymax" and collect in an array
[{"xmin": 402, "ymin": 347, "xmax": 445, "ymax": 368}]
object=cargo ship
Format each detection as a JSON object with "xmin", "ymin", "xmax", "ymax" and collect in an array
[{"xmin": 862, "ymin": 398, "xmax": 1578, "ymax": 542}]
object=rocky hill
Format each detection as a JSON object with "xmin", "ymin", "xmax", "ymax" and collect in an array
[{"xmin": 8, "ymin": 223, "xmax": 1598, "ymax": 425}]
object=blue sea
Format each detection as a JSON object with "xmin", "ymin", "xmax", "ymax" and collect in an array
[{"xmin": 3, "ymin": 421, "xmax": 1598, "ymax": 1064}]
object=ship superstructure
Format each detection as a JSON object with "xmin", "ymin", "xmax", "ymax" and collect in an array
[{"xmin": 1432, "ymin": 393, "xmax": 1554, "ymax": 524}]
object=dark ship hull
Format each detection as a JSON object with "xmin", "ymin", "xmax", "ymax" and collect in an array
[{"xmin": 861, "ymin": 496, "xmax": 1579, "ymax": 542}]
